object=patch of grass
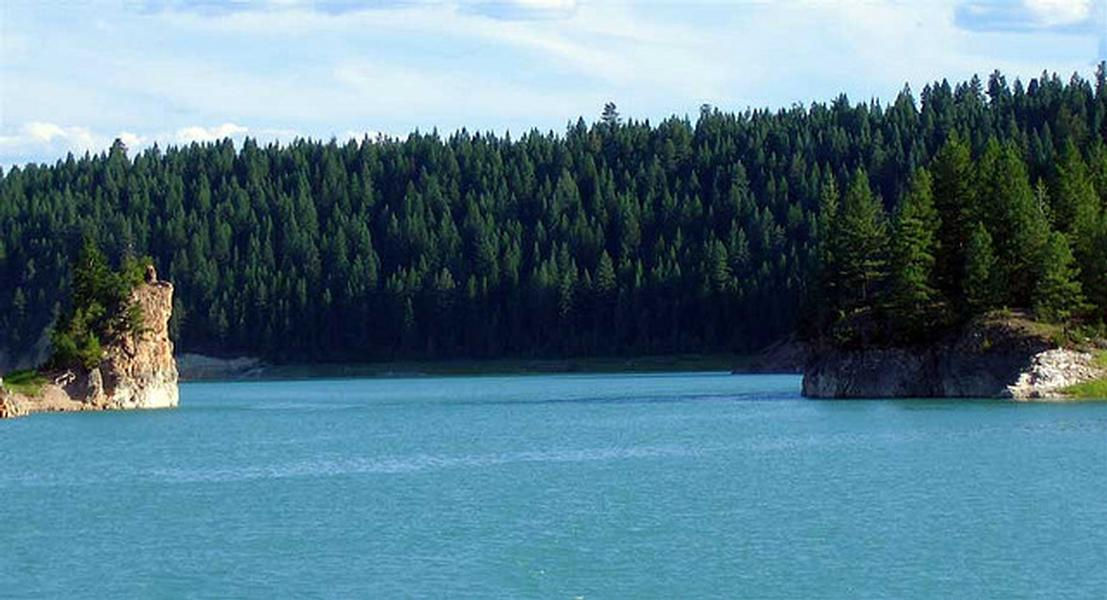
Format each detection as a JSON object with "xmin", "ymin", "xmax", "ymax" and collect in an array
[
  {"xmin": 1059, "ymin": 350, "xmax": 1107, "ymax": 399},
  {"xmin": 1061, "ymin": 379, "xmax": 1107, "ymax": 399},
  {"xmin": 1, "ymin": 369, "xmax": 47, "ymax": 397}
]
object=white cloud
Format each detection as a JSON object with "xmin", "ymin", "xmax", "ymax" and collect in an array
[
  {"xmin": 175, "ymin": 123, "xmax": 248, "ymax": 143},
  {"xmin": 1, "ymin": 0, "xmax": 1101, "ymax": 167},
  {"xmin": 1024, "ymin": 0, "xmax": 1093, "ymax": 26},
  {"xmin": 0, "ymin": 122, "xmax": 101, "ymax": 158},
  {"xmin": 118, "ymin": 131, "xmax": 145, "ymax": 149},
  {"xmin": 24, "ymin": 121, "xmax": 67, "ymax": 143},
  {"xmin": 0, "ymin": 121, "xmax": 253, "ymax": 167}
]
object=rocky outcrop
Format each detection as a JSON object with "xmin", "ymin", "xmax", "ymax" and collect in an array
[
  {"xmin": 803, "ymin": 315, "xmax": 1104, "ymax": 399},
  {"xmin": 1, "ymin": 268, "xmax": 179, "ymax": 419},
  {"xmin": 93, "ymin": 273, "xmax": 179, "ymax": 409}
]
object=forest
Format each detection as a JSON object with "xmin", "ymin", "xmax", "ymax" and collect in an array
[{"xmin": 1, "ymin": 67, "xmax": 1106, "ymax": 362}]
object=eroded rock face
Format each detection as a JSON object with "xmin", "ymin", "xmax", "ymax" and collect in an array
[
  {"xmin": 96, "ymin": 278, "xmax": 179, "ymax": 409},
  {"xmin": 802, "ymin": 317, "xmax": 1101, "ymax": 399}
]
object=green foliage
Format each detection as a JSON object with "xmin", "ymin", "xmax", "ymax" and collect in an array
[
  {"xmin": 963, "ymin": 223, "xmax": 1001, "ymax": 314},
  {"xmin": 930, "ymin": 133, "xmax": 974, "ymax": 304},
  {"xmin": 0, "ymin": 69, "xmax": 1104, "ymax": 360},
  {"xmin": 974, "ymin": 141, "xmax": 1051, "ymax": 307},
  {"xmin": 1, "ymin": 369, "xmax": 46, "ymax": 397},
  {"xmin": 48, "ymin": 238, "xmax": 151, "ymax": 370},
  {"xmin": 834, "ymin": 169, "xmax": 889, "ymax": 311},
  {"xmin": 886, "ymin": 169, "xmax": 941, "ymax": 337},
  {"xmin": 1032, "ymin": 232, "xmax": 1085, "ymax": 323}
]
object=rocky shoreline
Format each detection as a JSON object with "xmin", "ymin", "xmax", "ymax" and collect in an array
[
  {"xmin": 0, "ymin": 269, "xmax": 179, "ymax": 419},
  {"xmin": 802, "ymin": 315, "xmax": 1104, "ymax": 400}
]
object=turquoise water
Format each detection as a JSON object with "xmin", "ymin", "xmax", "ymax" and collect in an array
[{"xmin": 2, "ymin": 373, "xmax": 1106, "ymax": 598}]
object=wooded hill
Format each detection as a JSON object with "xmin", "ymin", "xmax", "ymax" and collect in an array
[{"xmin": 2, "ymin": 67, "xmax": 1106, "ymax": 362}]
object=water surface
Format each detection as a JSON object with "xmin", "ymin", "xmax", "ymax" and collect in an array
[{"xmin": 3, "ymin": 373, "xmax": 1106, "ymax": 598}]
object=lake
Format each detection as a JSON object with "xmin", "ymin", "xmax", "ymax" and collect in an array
[{"xmin": 2, "ymin": 373, "xmax": 1106, "ymax": 598}]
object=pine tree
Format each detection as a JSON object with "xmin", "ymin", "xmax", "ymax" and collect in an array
[
  {"xmin": 886, "ymin": 169, "xmax": 941, "ymax": 337},
  {"xmin": 1051, "ymin": 143, "xmax": 1104, "ymax": 308},
  {"xmin": 806, "ymin": 176, "xmax": 840, "ymax": 334},
  {"xmin": 1033, "ymin": 232, "xmax": 1085, "ymax": 323},
  {"xmin": 930, "ymin": 133, "xmax": 974, "ymax": 301},
  {"xmin": 975, "ymin": 141, "xmax": 1049, "ymax": 307},
  {"xmin": 964, "ymin": 222, "xmax": 999, "ymax": 314},
  {"xmin": 834, "ymin": 169, "xmax": 888, "ymax": 312},
  {"xmin": 595, "ymin": 251, "xmax": 616, "ymax": 298},
  {"xmin": 1052, "ymin": 143, "xmax": 1100, "ymax": 237},
  {"xmin": 601, "ymin": 102, "xmax": 620, "ymax": 127}
]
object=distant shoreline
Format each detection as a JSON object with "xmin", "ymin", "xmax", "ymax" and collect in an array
[{"xmin": 177, "ymin": 352, "xmax": 798, "ymax": 382}]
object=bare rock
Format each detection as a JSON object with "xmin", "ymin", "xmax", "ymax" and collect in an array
[
  {"xmin": 803, "ymin": 314, "xmax": 1103, "ymax": 400},
  {"xmin": 0, "ymin": 393, "xmax": 29, "ymax": 419},
  {"xmin": 97, "ymin": 279, "xmax": 179, "ymax": 409},
  {"xmin": 1006, "ymin": 348, "xmax": 1102, "ymax": 400}
]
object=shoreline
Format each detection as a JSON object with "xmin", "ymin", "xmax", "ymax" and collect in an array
[{"xmin": 177, "ymin": 353, "xmax": 787, "ymax": 382}]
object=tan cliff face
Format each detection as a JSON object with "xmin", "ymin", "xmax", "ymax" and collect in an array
[
  {"xmin": 2, "ymin": 268, "xmax": 179, "ymax": 418},
  {"xmin": 90, "ymin": 274, "xmax": 180, "ymax": 409}
]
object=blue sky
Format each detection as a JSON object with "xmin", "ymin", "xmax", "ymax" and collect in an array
[{"xmin": 1, "ymin": 0, "xmax": 1104, "ymax": 167}]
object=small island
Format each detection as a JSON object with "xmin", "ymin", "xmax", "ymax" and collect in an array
[
  {"xmin": 0, "ymin": 240, "xmax": 178, "ymax": 418},
  {"xmin": 801, "ymin": 134, "xmax": 1107, "ymax": 399}
]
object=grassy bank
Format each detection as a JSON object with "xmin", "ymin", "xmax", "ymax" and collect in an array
[
  {"xmin": 1061, "ymin": 350, "xmax": 1107, "ymax": 399},
  {"xmin": 208, "ymin": 353, "xmax": 749, "ymax": 381},
  {"xmin": 1, "ymin": 369, "xmax": 46, "ymax": 397}
]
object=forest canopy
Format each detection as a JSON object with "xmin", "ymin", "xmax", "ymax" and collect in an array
[{"xmin": 1, "ymin": 67, "xmax": 1106, "ymax": 362}]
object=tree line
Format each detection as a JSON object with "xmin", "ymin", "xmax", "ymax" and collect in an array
[
  {"xmin": 1, "ymin": 67, "xmax": 1105, "ymax": 362},
  {"xmin": 810, "ymin": 133, "xmax": 1107, "ymax": 347}
]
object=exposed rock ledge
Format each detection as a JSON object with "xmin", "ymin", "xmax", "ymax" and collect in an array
[
  {"xmin": 1, "ymin": 269, "xmax": 179, "ymax": 419},
  {"xmin": 802, "ymin": 315, "xmax": 1104, "ymax": 400}
]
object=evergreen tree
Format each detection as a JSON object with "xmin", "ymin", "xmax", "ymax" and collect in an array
[
  {"xmin": 963, "ymin": 223, "xmax": 1000, "ymax": 314},
  {"xmin": 806, "ymin": 176, "xmax": 840, "ymax": 334},
  {"xmin": 886, "ymin": 169, "xmax": 941, "ymax": 337},
  {"xmin": 974, "ymin": 141, "xmax": 1049, "ymax": 307},
  {"xmin": 930, "ymin": 133, "xmax": 974, "ymax": 303},
  {"xmin": 834, "ymin": 169, "xmax": 888, "ymax": 312},
  {"xmin": 1033, "ymin": 232, "xmax": 1084, "ymax": 323}
]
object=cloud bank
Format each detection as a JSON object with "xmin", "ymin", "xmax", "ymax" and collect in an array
[{"xmin": 1, "ymin": 0, "xmax": 1103, "ymax": 167}]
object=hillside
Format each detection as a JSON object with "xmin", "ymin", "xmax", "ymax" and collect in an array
[{"xmin": 2, "ymin": 68, "xmax": 1106, "ymax": 365}]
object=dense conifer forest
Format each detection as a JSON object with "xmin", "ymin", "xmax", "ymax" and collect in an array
[{"xmin": 2, "ymin": 67, "xmax": 1106, "ymax": 362}]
